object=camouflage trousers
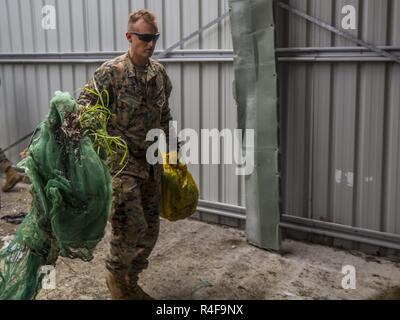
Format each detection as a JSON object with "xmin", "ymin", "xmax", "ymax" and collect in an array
[
  {"xmin": 106, "ymin": 164, "xmax": 161, "ymax": 285},
  {"xmin": 0, "ymin": 148, "xmax": 12, "ymax": 173}
]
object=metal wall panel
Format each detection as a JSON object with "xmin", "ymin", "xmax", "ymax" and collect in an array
[
  {"xmin": 0, "ymin": 0, "xmax": 241, "ymax": 213},
  {"xmin": 0, "ymin": 0, "xmax": 232, "ymax": 54},
  {"xmin": 278, "ymin": 0, "xmax": 400, "ymax": 243},
  {"xmin": 278, "ymin": 0, "xmax": 400, "ymax": 48}
]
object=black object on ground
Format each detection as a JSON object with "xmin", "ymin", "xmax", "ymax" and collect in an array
[{"xmin": 0, "ymin": 212, "xmax": 28, "ymax": 225}]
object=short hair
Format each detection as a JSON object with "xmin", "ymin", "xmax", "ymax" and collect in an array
[{"xmin": 128, "ymin": 9, "xmax": 158, "ymax": 32}]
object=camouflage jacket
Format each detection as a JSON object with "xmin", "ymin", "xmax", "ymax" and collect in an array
[{"xmin": 77, "ymin": 53, "xmax": 173, "ymax": 180}]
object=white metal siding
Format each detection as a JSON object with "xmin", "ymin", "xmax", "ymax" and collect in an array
[
  {"xmin": 277, "ymin": 0, "xmax": 400, "ymax": 245},
  {"xmin": 0, "ymin": 0, "xmax": 244, "ymax": 221}
]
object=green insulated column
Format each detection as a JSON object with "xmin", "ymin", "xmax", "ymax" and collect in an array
[{"xmin": 229, "ymin": 0, "xmax": 280, "ymax": 250}]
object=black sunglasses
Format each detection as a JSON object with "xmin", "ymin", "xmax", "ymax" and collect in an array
[{"xmin": 130, "ymin": 32, "xmax": 160, "ymax": 43}]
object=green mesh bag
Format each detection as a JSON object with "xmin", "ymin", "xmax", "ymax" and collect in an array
[{"xmin": 0, "ymin": 91, "xmax": 113, "ymax": 300}]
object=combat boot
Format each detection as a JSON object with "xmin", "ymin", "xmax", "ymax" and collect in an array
[
  {"xmin": 2, "ymin": 167, "xmax": 22, "ymax": 192},
  {"xmin": 125, "ymin": 272, "xmax": 155, "ymax": 300},
  {"xmin": 106, "ymin": 272, "xmax": 126, "ymax": 300},
  {"xmin": 125, "ymin": 284, "xmax": 155, "ymax": 300},
  {"xmin": 106, "ymin": 272, "xmax": 155, "ymax": 300}
]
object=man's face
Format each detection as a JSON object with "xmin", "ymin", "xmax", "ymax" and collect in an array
[{"xmin": 126, "ymin": 18, "xmax": 158, "ymax": 63}]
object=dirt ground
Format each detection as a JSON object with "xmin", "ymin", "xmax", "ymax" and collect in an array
[{"xmin": 1, "ymin": 180, "xmax": 399, "ymax": 300}]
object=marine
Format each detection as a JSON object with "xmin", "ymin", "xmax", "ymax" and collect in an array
[{"xmin": 77, "ymin": 9, "xmax": 175, "ymax": 300}]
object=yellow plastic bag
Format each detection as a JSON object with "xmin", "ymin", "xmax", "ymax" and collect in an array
[{"xmin": 160, "ymin": 152, "xmax": 199, "ymax": 221}]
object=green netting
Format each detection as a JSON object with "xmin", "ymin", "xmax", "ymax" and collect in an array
[{"xmin": 0, "ymin": 91, "xmax": 113, "ymax": 300}]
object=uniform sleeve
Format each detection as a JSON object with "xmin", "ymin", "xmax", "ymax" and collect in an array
[
  {"xmin": 160, "ymin": 70, "xmax": 177, "ymax": 151},
  {"xmin": 77, "ymin": 64, "xmax": 114, "ymax": 110}
]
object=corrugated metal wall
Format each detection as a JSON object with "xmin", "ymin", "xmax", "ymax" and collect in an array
[
  {"xmin": 0, "ymin": 0, "xmax": 399, "ymax": 249},
  {"xmin": 0, "ymin": 0, "xmax": 245, "ymax": 228},
  {"xmin": 276, "ymin": 0, "xmax": 400, "ymax": 250}
]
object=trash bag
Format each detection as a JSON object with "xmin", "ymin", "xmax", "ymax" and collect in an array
[
  {"xmin": 160, "ymin": 152, "xmax": 199, "ymax": 221},
  {"xmin": 0, "ymin": 91, "xmax": 113, "ymax": 300}
]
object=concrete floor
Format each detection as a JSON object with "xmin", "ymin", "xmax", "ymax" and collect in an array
[{"xmin": 1, "ymin": 181, "xmax": 399, "ymax": 300}]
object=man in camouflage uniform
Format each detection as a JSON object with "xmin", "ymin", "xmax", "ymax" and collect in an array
[
  {"xmin": 77, "ymin": 10, "xmax": 174, "ymax": 300},
  {"xmin": 1, "ymin": 149, "xmax": 22, "ymax": 194}
]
